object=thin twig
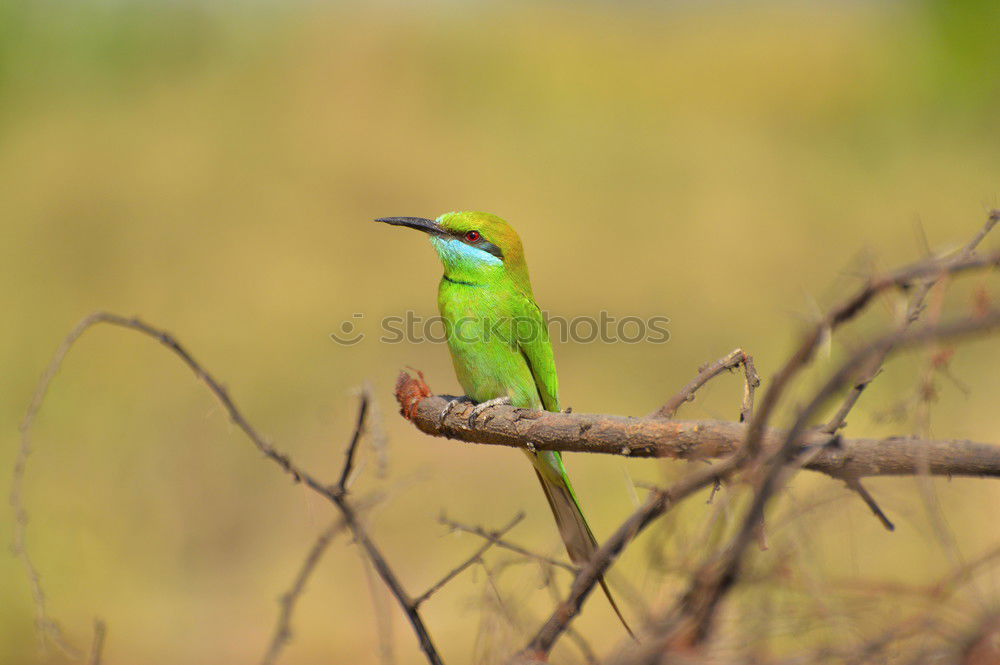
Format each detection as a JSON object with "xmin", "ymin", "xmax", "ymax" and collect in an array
[
  {"xmin": 362, "ymin": 550, "xmax": 398, "ymax": 665},
  {"xmin": 261, "ymin": 520, "xmax": 347, "ymax": 665},
  {"xmin": 824, "ymin": 543, "xmax": 1000, "ymax": 600},
  {"xmin": 741, "ymin": 229, "xmax": 1000, "ymax": 466},
  {"xmin": 652, "ymin": 348, "xmax": 760, "ymax": 422},
  {"xmin": 844, "ymin": 476, "xmax": 895, "ymax": 531},
  {"xmin": 439, "ymin": 514, "xmax": 577, "ymax": 573},
  {"xmin": 413, "ymin": 513, "xmax": 525, "ymax": 607},
  {"xmin": 88, "ymin": 619, "xmax": 106, "ymax": 665},
  {"xmin": 823, "ymin": 212, "xmax": 997, "ymax": 434},
  {"xmin": 793, "ymin": 548, "xmax": 1000, "ymax": 665},
  {"xmin": 475, "ymin": 559, "xmax": 521, "ymax": 663},
  {"xmin": 818, "ymin": 215, "xmax": 997, "ymax": 531},
  {"xmin": 521, "ymin": 454, "xmax": 745, "ymax": 659},
  {"xmin": 338, "ymin": 390, "xmax": 371, "ymax": 492},
  {"xmin": 662, "ymin": 309, "xmax": 1000, "ymax": 649},
  {"xmin": 739, "ymin": 353, "xmax": 760, "ymax": 424},
  {"xmin": 12, "ymin": 313, "xmax": 103, "ymax": 658},
  {"xmin": 16, "ymin": 313, "xmax": 445, "ymax": 665},
  {"xmin": 535, "ymin": 564, "xmax": 601, "ymax": 665},
  {"xmin": 307, "ymin": 404, "xmax": 445, "ymax": 664}
]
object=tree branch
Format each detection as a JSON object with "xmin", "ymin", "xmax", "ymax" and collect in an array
[
  {"xmin": 396, "ymin": 391, "xmax": 1000, "ymax": 479},
  {"xmin": 439, "ymin": 514, "xmax": 577, "ymax": 573},
  {"xmin": 822, "ymin": 212, "xmax": 998, "ymax": 436},
  {"xmin": 412, "ymin": 513, "xmax": 525, "ymax": 608},
  {"xmin": 640, "ymin": 309, "xmax": 1000, "ymax": 655},
  {"xmin": 520, "ymin": 455, "xmax": 746, "ymax": 660},
  {"xmin": 338, "ymin": 391, "xmax": 370, "ymax": 492},
  {"xmin": 816, "ymin": 213, "xmax": 997, "ymax": 531},
  {"xmin": 443, "ymin": 282, "xmax": 1000, "ymax": 659},
  {"xmin": 15, "ymin": 313, "xmax": 445, "ymax": 665},
  {"xmin": 652, "ymin": 347, "xmax": 760, "ymax": 422},
  {"xmin": 88, "ymin": 619, "xmax": 106, "ymax": 665},
  {"xmin": 15, "ymin": 211, "xmax": 1000, "ymax": 665},
  {"xmin": 261, "ymin": 519, "xmax": 347, "ymax": 665}
]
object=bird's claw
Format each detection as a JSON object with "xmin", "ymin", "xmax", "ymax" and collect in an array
[
  {"xmin": 512, "ymin": 407, "xmax": 537, "ymax": 422},
  {"xmin": 466, "ymin": 396, "xmax": 513, "ymax": 428},
  {"xmin": 438, "ymin": 397, "xmax": 472, "ymax": 429}
]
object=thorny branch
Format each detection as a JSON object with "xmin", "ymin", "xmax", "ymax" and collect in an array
[
  {"xmin": 261, "ymin": 519, "xmax": 347, "ymax": 665},
  {"xmin": 14, "ymin": 210, "xmax": 1000, "ymax": 665},
  {"xmin": 605, "ymin": 213, "xmax": 1000, "ymax": 660},
  {"xmin": 13, "ymin": 313, "xmax": 445, "ymax": 665},
  {"xmin": 338, "ymin": 392, "xmax": 370, "ymax": 492},
  {"xmin": 738, "ymin": 239, "xmax": 1000, "ymax": 465},
  {"xmin": 440, "ymin": 513, "xmax": 577, "ymax": 573},
  {"xmin": 656, "ymin": 309, "xmax": 1000, "ymax": 654},
  {"xmin": 88, "ymin": 619, "xmax": 106, "ymax": 665},
  {"xmin": 820, "ymin": 213, "xmax": 998, "ymax": 529},
  {"xmin": 609, "ymin": 216, "xmax": 999, "ymax": 658},
  {"xmin": 822, "ymin": 214, "xmax": 997, "ymax": 436},
  {"xmin": 521, "ymin": 455, "xmax": 747, "ymax": 660},
  {"xmin": 652, "ymin": 347, "xmax": 760, "ymax": 423},
  {"xmin": 412, "ymin": 512, "xmax": 526, "ymax": 608},
  {"xmin": 391, "ymin": 212, "xmax": 1000, "ymax": 660},
  {"xmin": 396, "ymin": 236, "xmax": 1000, "ymax": 484},
  {"xmin": 397, "ymin": 394, "xmax": 1000, "ymax": 479}
]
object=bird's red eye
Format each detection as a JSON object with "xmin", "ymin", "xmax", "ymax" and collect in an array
[{"xmin": 465, "ymin": 230, "xmax": 482, "ymax": 243}]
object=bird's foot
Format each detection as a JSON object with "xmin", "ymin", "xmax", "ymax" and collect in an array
[
  {"xmin": 438, "ymin": 396, "xmax": 472, "ymax": 429},
  {"xmin": 467, "ymin": 396, "xmax": 513, "ymax": 428}
]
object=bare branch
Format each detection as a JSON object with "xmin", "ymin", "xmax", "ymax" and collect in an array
[
  {"xmin": 261, "ymin": 520, "xmax": 347, "ymax": 665},
  {"xmin": 338, "ymin": 389, "xmax": 371, "ymax": 492},
  {"xmin": 652, "ymin": 348, "xmax": 760, "ymax": 422},
  {"xmin": 16, "ymin": 210, "xmax": 1000, "ymax": 665},
  {"xmin": 514, "ymin": 302, "xmax": 1000, "ymax": 660},
  {"xmin": 397, "ymin": 219, "xmax": 1000, "ymax": 491},
  {"xmin": 16, "ymin": 313, "xmax": 445, "ymax": 665},
  {"xmin": 659, "ymin": 308, "xmax": 1000, "ymax": 650},
  {"xmin": 361, "ymin": 550, "xmax": 397, "ymax": 665},
  {"xmin": 823, "ymin": 212, "xmax": 998, "ymax": 435},
  {"xmin": 399, "ymin": 393, "xmax": 1000, "ymax": 479},
  {"xmin": 843, "ymin": 476, "xmax": 895, "ymax": 531},
  {"xmin": 537, "ymin": 565, "xmax": 600, "ymax": 665},
  {"xmin": 12, "ymin": 313, "xmax": 103, "ymax": 658},
  {"xmin": 739, "ymin": 354, "xmax": 760, "ymax": 425},
  {"xmin": 439, "ymin": 514, "xmax": 577, "ymax": 573},
  {"xmin": 307, "ymin": 398, "xmax": 445, "ymax": 664},
  {"xmin": 412, "ymin": 512, "xmax": 525, "ymax": 608},
  {"xmin": 88, "ymin": 619, "xmax": 106, "ymax": 665},
  {"xmin": 740, "ymin": 230, "xmax": 1000, "ymax": 466},
  {"xmin": 521, "ymin": 454, "xmax": 746, "ymax": 659}
]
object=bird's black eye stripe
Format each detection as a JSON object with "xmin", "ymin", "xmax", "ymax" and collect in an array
[
  {"xmin": 480, "ymin": 241, "xmax": 504, "ymax": 259},
  {"xmin": 454, "ymin": 230, "xmax": 504, "ymax": 260}
]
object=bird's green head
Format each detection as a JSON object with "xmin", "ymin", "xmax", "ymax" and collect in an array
[{"xmin": 375, "ymin": 211, "xmax": 532, "ymax": 294}]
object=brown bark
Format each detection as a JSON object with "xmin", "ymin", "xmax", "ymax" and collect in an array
[{"xmin": 398, "ymin": 392, "xmax": 1000, "ymax": 480}]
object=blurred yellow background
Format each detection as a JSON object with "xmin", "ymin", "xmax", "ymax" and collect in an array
[{"xmin": 3, "ymin": 1, "xmax": 999, "ymax": 663}]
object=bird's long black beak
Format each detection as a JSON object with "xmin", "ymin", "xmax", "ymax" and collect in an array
[{"xmin": 374, "ymin": 216, "xmax": 446, "ymax": 236}]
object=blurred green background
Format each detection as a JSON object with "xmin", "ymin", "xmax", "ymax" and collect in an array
[{"xmin": 3, "ymin": 1, "xmax": 999, "ymax": 663}]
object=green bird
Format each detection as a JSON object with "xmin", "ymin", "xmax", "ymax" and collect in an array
[{"xmin": 376, "ymin": 211, "xmax": 634, "ymax": 638}]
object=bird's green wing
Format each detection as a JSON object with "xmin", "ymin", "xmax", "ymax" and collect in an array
[{"xmin": 513, "ymin": 293, "xmax": 560, "ymax": 412}]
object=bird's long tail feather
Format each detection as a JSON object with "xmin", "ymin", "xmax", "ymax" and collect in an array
[{"xmin": 530, "ymin": 450, "xmax": 636, "ymax": 640}]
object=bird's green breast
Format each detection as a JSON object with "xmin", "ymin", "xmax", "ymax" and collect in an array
[{"xmin": 437, "ymin": 277, "xmax": 544, "ymax": 410}]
